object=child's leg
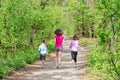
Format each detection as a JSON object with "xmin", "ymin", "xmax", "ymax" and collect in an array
[
  {"xmin": 71, "ymin": 51, "xmax": 74, "ymax": 61},
  {"xmin": 74, "ymin": 52, "xmax": 78, "ymax": 67},
  {"xmin": 40, "ymin": 54, "xmax": 43, "ymax": 67},
  {"xmin": 58, "ymin": 46, "xmax": 63, "ymax": 64},
  {"xmin": 41, "ymin": 60, "xmax": 44, "ymax": 67},
  {"xmin": 42, "ymin": 54, "xmax": 46, "ymax": 67},
  {"xmin": 71, "ymin": 52, "xmax": 74, "ymax": 66},
  {"xmin": 58, "ymin": 51, "xmax": 62, "ymax": 63},
  {"xmin": 55, "ymin": 51, "xmax": 59, "ymax": 68}
]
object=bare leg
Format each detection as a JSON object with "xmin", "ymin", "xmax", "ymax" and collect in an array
[
  {"xmin": 55, "ymin": 51, "xmax": 59, "ymax": 68},
  {"xmin": 58, "ymin": 51, "xmax": 62, "ymax": 64},
  {"xmin": 40, "ymin": 55, "xmax": 45, "ymax": 68},
  {"xmin": 40, "ymin": 60, "xmax": 43, "ymax": 68},
  {"xmin": 42, "ymin": 60, "xmax": 44, "ymax": 66}
]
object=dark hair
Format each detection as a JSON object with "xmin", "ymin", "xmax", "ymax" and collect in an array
[
  {"xmin": 41, "ymin": 39, "xmax": 47, "ymax": 47},
  {"xmin": 73, "ymin": 35, "xmax": 79, "ymax": 40},
  {"xmin": 42, "ymin": 39, "xmax": 45, "ymax": 43},
  {"xmin": 54, "ymin": 29, "xmax": 63, "ymax": 35}
]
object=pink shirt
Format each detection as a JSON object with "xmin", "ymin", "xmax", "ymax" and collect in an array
[{"xmin": 54, "ymin": 35, "xmax": 64, "ymax": 47}]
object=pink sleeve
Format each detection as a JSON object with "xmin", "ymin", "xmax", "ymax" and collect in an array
[{"xmin": 62, "ymin": 36, "xmax": 64, "ymax": 39}]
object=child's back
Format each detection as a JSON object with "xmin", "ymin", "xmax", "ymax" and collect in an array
[
  {"xmin": 54, "ymin": 35, "xmax": 64, "ymax": 47},
  {"xmin": 38, "ymin": 43, "xmax": 47, "ymax": 55},
  {"xmin": 70, "ymin": 40, "xmax": 79, "ymax": 52},
  {"xmin": 38, "ymin": 39, "xmax": 47, "ymax": 68},
  {"xmin": 69, "ymin": 35, "xmax": 80, "ymax": 68}
]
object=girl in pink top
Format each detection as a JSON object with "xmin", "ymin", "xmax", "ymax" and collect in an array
[{"xmin": 54, "ymin": 29, "xmax": 64, "ymax": 69}]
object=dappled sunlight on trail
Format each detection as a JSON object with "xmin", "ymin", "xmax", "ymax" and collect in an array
[{"xmin": 3, "ymin": 39, "xmax": 91, "ymax": 80}]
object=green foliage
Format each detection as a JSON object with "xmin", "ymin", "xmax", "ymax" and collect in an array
[
  {"xmin": 64, "ymin": 0, "xmax": 120, "ymax": 79},
  {"xmin": 87, "ymin": 0, "xmax": 120, "ymax": 79},
  {"xmin": 66, "ymin": 0, "xmax": 92, "ymax": 37},
  {"xmin": 0, "ymin": 0, "xmax": 73, "ymax": 78},
  {"xmin": 79, "ymin": 38, "xmax": 97, "ymax": 47},
  {"xmin": 47, "ymin": 40, "xmax": 54, "ymax": 53},
  {"xmin": 1, "ymin": 0, "xmax": 120, "ymax": 79}
]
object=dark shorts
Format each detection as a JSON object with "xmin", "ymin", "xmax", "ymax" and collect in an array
[
  {"xmin": 40, "ymin": 54, "xmax": 46, "ymax": 60},
  {"xmin": 54, "ymin": 46, "xmax": 63, "ymax": 51}
]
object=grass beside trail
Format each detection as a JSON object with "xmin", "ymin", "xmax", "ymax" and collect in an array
[
  {"xmin": 79, "ymin": 38, "xmax": 97, "ymax": 47},
  {"xmin": 0, "ymin": 40, "xmax": 54, "ymax": 79}
]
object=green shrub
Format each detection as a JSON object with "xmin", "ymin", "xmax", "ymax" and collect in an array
[
  {"xmin": 0, "ymin": 61, "xmax": 5, "ymax": 78},
  {"xmin": 12, "ymin": 58, "xmax": 26, "ymax": 70}
]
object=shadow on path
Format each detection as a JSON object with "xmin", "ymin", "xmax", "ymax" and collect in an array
[{"xmin": 3, "ymin": 38, "xmax": 90, "ymax": 80}]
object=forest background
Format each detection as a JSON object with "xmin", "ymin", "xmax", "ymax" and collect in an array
[{"xmin": 0, "ymin": 0, "xmax": 120, "ymax": 80}]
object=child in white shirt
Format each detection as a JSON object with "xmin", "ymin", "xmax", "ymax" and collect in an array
[{"xmin": 38, "ymin": 39, "xmax": 47, "ymax": 68}]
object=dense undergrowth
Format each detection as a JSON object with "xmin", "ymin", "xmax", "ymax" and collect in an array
[
  {"xmin": 1, "ymin": 0, "xmax": 120, "ymax": 79},
  {"xmin": 0, "ymin": 40, "xmax": 54, "ymax": 79}
]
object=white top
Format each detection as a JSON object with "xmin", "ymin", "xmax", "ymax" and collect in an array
[{"xmin": 38, "ymin": 43, "xmax": 47, "ymax": 55}]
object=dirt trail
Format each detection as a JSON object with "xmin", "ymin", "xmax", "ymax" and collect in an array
[{"xmin": 3, "ymin": 38, "xmax": 91, "ymax": 80}]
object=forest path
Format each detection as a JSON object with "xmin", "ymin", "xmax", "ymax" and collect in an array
[{"xmin": 4, "ymin": 37, "xmax": 91, "ymax": 80}]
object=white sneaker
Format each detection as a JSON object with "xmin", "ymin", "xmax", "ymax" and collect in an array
[{"xmin": 72, "ymin": 60, "xmax": 74, "ymax": 63}]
